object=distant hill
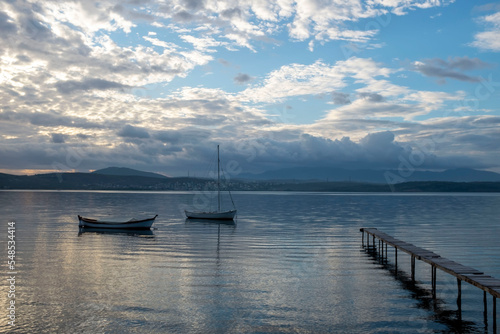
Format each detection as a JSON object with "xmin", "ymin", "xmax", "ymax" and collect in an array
[
  {"xmin": 92, "ymin": 167, "xmax": 167, "ymax": 179},
  {"xmin": 266, "ymin": 181, "xmax": 500, "ymax": 192},
  {"xmin": 239, "ymin": 167, "xmax": 500, "ymax": 183},
  {"xmin": 0, "ymin": 171, "xmax": 499, "ymax": 192},
  {"xmin": 0, "ymin": 171, "xmax": 191, "ymax": 190}
]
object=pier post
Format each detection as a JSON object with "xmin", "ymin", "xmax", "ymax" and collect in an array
[
  {"xmin": 385, "ymin": 242, "xmax": 387, "ymax": 261},
  {"xmin": 411, "ymin": 256, "xmax": 415, "ymax": 282},
  {"xmin": 457, "ymin": 278, "xmax": 462, "ymax": 321},
  {"xmin": 431, "ymin": 265, "xmax": 436, "ymax": 299},
  {"xmin": 379, "ymin": 240, "xmax": 384, "ymax": 263},
  {"xmin": 494, "ymin": 296, "xmax": 497, "ymax": 333},
  {"xmin": 395, "ymin": 248, "xmax": 398, "ymax": 271},
  {"xmin": 483, "ymin": 291, "xmax": 488, "ymax": 326}
]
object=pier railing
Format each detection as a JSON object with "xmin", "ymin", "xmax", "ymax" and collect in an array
[{"xmin": 360, "ymin": 227, "xmax": 499, "ymax": 331}]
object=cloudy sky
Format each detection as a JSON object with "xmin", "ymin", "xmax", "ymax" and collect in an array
[{"xmin": 1, "ymin": 0, "xmax": 499, "ymax": 177}]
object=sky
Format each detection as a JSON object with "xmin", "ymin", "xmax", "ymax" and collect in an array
[{"xmin": 1, "ymin": 0, "xmax": 500, "ymax": 178}]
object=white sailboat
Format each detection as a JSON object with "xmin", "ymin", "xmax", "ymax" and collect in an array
[{"xmin": 185, "ymin": 145, "xmax": 237, "ymax": 220}]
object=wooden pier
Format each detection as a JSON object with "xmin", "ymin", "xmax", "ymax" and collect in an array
[{"xmin": 360, "ymin": 228, "xmax": 499, "ymax": 331}]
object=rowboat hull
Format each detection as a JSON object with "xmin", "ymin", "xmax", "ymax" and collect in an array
[
  {"xmin": 78, "ymin": 227, "xmax": 155, "ymax": 236},
  {"xmin": 78, "ymin": 215, "xmax": 157, "ymax": 229},
  {"xmin": 184, "ymin": 210, "xmax": 236, "ymax": 220}
]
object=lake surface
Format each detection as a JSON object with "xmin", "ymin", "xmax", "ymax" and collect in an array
[{"xmin": 1, "ymin": 191, "xmax": 499, "ymax": 333}]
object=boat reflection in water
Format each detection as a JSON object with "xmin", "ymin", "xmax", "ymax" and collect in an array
[
  {"xmin": 185, "ymin": 218, "xmax": 235, "ymax": 260},
  {"xmin": 78, "ymin": 227, "xmax": 155, "ymax": 237},
  {"xmin": 185, "ymin": 218, "xmax": 236, "ymax": 226}
]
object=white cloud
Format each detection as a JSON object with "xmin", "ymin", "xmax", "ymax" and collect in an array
[
  {"xmin": 471, "ymin": 30, "xmax": 500, "ymax": 52},
  {"xmin": 471, "ymin": 11, "xmax": 500, "ymax": 52},
  {"xmin": 237, "ymin": 56, "xmax": 465, "ymax": 126},
  {"xmin": 143, "ymin": 36, "xmax": 180, "ymax": 51},
  {"xmin": 239, "ymin": 60, "xmax": 345, "ymax": 103},
  {"xmin": 323, "ymin": 99, "xmax": 419, "ymax": 122},
  {"xmin": 0, "ymin": 1, "xmax": 215, "ymax": 101},
  {"xmin": 43, "ymin": 1, "xmax": 135, "ymax": 35},
  {"xmin": 320, "ymin": 85, "xmax": 463, "ymax": 122},
  {"xmin": 147, "ymin": 0, "xmax": 453, "ymax": 49},
  {"xmin": 404, "ymin": 91, "xmax": 463, "ymax": 113},
  {"xmin": 180, "ymin": 34, "xmax": 226, "ymax": 52},
  {"xmin": 239, "ymin": 57, "xmax": 393, "ymax": 103}
]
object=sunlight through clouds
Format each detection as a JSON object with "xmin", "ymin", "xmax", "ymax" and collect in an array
[{"xmin": 0, "ymin": 0, "xmax": 499, "ymax": 175}]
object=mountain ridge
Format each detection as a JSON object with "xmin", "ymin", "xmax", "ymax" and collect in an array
[
  {"xmin": 92, "ymin": 167, "xmax": 168, "ymax": 179},
  {"xmin": 1, "ymin": 167, "xmax": 500, "ymax": 192},
  {"xmin": 238, "ymin": 167, "xmax": 500, "ymax": 183}
]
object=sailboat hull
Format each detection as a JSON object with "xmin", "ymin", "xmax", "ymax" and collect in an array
[{"xmin": 184, "ymin": 210, "xmax": 236, "ymax": 220}]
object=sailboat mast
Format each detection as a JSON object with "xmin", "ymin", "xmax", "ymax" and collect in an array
[{"xmin": 217, "ymin": 144, "xmax": 221, "ymax": 212}]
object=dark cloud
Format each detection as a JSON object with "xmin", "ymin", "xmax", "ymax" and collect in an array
[
  {"xmin": 331, "ymin": 92, "xmax": 351, "ymax": 105},
  {"xmin": 2, "ymin": 87, "xmax": 21, "ymax": 97},
  {"xmin": 0, "ymin": 111, "xmax": 102, "ymax": 129},
  {"xmin": 457, "ymin": 134, "xmax": 499, "ymax": 150},
  {"xmin": 25, "ymin": 112, "xmax": 102, "ymax": 129},
  {"xmin": 220, "ymin": 8, "xmax": 242, "ymax": 19},
  {"xmin": 174, "ymin": 10, "xmax": 195, "ymax": 22},
  {"xmin": 0, "ymin": 11, "xmax": 17, "ymax": 35},
  {"xmin": 55, "ymin": 78, "xmax": 133, "ymax": 94},
  {"xmin": 445, "ymin": 56, "xmax": 492, "ymax": 71},
  {"xmin": 111, "ymin": 2, "xmax": 156, "ymax": 22},
  {"xmin": 358, "ymin": 92, "xmax": 384, "ymax": 102},
  {"xmin": 414, "ymin": 64, "xmax": 478, "ymax": 82},
  {"xmin": 1, "ymin": 120, "xmax": 497, "ymax": 175},
  {"xmin": 153, "ymin": 130, "xmax": 182, "ymax": 144},
  {"xmin": 0, "ymin": 145, "xmax": 66, "ymax": 170},
  {"xmin": 160, "ymin": 97, "xmax": 247, "ymax": 117},
  {"xmin": 413, "ymin": 57, "xmax": 493, "ymax": 83},
  {"xmin": 22, "ymin": 16, "xmax": 53, "ymax": 41},
  {"xmin": 16, "ymin": 54, "xmax": 31, "ymax": 63},
  {"xmin": 51, "ymin": 133, "xmax": 66, "ymax": 143},
  {"xmin": 234, "ymin": 73, "xmax": 253, "ymax": 84},
  {"xmin": 183, "ymin": 0, "xmax": 205, "ymax": 11},
  {"xmin": 117, "ymin": 124, "xmax": 150, "ymax": 139},
  {"xmin": 218, "ymin": 58, "xmax": 231, "ymax": 66},
  {"xmin": 359, "ymin": 131, "xmax": 403, "ymax": 163},
  {"xmin": 77, "ymin": 133, "xmax": 92, "ymax": 140},
  {"xmin": 225, "ymin": 131, "xmax": 409, "ymax": 172}
]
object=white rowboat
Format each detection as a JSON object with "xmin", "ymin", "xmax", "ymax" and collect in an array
[{"xmin": 78, "ymin": 214, "xmax": 157, "ymax": 229}]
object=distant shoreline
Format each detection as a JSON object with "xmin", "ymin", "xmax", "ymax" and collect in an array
[{"xmin": 1, "ymin": 171, "xmax": 499, "ymax": 193}]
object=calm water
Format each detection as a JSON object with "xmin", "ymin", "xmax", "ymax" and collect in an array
[{"xmin": 1, "ymin": 191, "xmax": 499, "ymax": 333}]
